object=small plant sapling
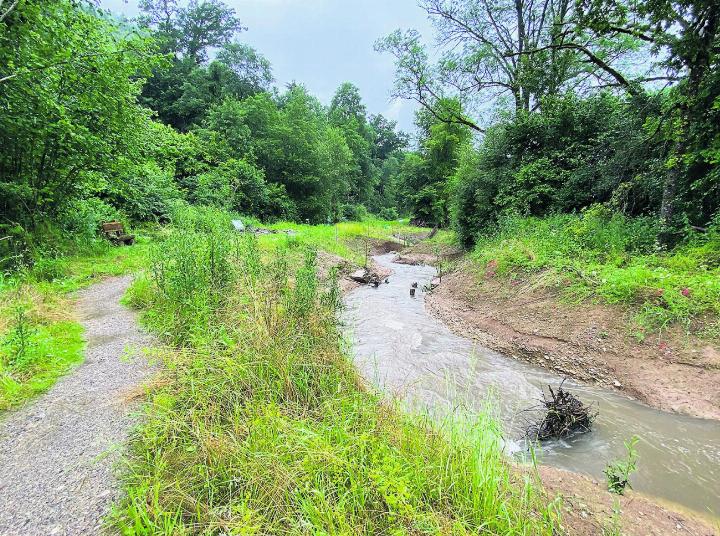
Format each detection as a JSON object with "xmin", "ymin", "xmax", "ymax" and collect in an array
[{"xmin": 604, "ymin": 435, "xmax": 640, "ymax": 494}]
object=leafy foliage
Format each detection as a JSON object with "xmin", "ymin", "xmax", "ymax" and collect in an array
[
  {"xmin": 604, "ymin": 436, "xmax": 640, "ymax": 494},
  {"xmin": 453, "ymin": 93, "xmax": 665, "ymax": 246},
  {"xmin": 0, "ymin": 0, "xmax": 159, "ymax": 253},
  {"xmin": 380, "ymin": 0, "xmax": 719, "ymax": 249},
  {"xmin": 393, "ymin": 99, "xmax": 472, "ymax": 226},
  {"xmin": 0, "ymin": 0, "xmax": 410, "ymax": 272}
]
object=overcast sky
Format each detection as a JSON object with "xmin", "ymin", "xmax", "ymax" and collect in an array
[{"xmin": 100, "ymin": 0, "xmax": 435, "ymax": 134}]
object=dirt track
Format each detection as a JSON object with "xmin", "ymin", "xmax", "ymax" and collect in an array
[{"xmin": 0, "ymin": 276, "xmax": 153, "ymax": 535}]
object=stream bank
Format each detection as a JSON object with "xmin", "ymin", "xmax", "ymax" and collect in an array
[
  {"xmin": 342, "ymin": 253, "xmax": 719, "ymax": 534},
  {"xmin": 401, "ymin": 246, "xmax": 720, "ymax": 421}
]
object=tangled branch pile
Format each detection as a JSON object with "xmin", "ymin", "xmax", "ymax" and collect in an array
[
  {"xmin": 349, "ymin": 268, "xmax": 388, "ymax": 287},
  {"xmin": 525, "ymin": 382, "xmax": 597, "ymax": 441}
]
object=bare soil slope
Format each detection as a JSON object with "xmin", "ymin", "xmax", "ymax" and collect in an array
[
  {"xmin": 539, "ymin": 466, "xmax": 717, "ymax": 535},
  {"xmin": 422, "ymin": 259, "xmax": 720, "ymax": 420}
]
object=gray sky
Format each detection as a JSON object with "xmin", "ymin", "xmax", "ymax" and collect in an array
[{"xmin": 100, "ymin": 0, "xmax": 435, "ymax": 134}]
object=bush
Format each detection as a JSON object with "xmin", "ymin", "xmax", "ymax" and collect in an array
[
  {"xmin": 377, "ymin": 206, "xmax": 399, "ymax": 220},
  {"xmin": 139, "ymin": 206, "xmax": 237, "ymax": 344},
  {"xmin": 341, "ymin": 203, "xmax": 369, "ymax": 221},
  {"xmin": 58, "ymin": 198, "xmax": 124, "ymax": 238},
  {"xmin": 452, "ymin": 93, "xmax": 665, "ymax": 248},
  {"xmin": 263, "ymin": 183, "xmax": 297, "ymax": 221},
  {"xmin": 189, "ymin": 159, "xmax": 289, "ymax": 221},
  {"xmin": 190, "ymin": 168, "xmax": 234, "ymax": 209},
  {"xmin": 0, "ymin": 224, "xmax": 30, "ymax": 272},
  {"xmin": 452, "ymin": 145, "xmax": 500, "ymax": 248},
  {"xmin": 112, "ymin": 162, "xmax": 182, "ymax": 222}
]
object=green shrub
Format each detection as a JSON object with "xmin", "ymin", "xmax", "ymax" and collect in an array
[
  {"xmin": 30, "ymin": 257, "xmax": 70, "ymax": 282},
  {"xmin": 341, "ymin": 203, "xmax": 369, "ymax": 221},
  {"xmin": 604, "ymin": 436, "xmax": 640, "ymax": 495},
  {"xmin": 451, "ymin": 93, "xmax": 667, "ymax": 247},
  {"xmin": 59, "ymin": 197, "xmax": 124, "ymax": 238},
  {"xmin": 377, "ymin": 206, "xmax": 399, "ymax": 220},
  {"xmin": 113, "ymin": 162, "xmax": 183, "ymax": 222},
  {"xmin": 264, "ymin": 183, "xmax": 297, "ymax": 221}
]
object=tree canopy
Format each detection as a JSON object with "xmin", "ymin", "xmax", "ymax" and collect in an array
[
  {"xmin": 378, "ymin": 0, "xmax": 719, "ymax": 246},
  {"xmin": 0, "ymin": 0, "xmax": 411, "ymax": 268},
  {"xmin": 0, "ymin": 0, "xmax": 717, "ymax": 268}
]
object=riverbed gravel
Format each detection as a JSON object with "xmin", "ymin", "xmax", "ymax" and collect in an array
[{"xmin": 0, "ymin": 276, "xmax": 153, "ymax": 535}]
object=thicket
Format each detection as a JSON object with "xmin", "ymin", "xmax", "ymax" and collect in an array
[
  {"xmin": 452, "ymin": 91, "xmax": 720, "ymax": 249},
  {"xmin": 113, "ymin": 205, "xmax": 559, "ymax": 533}
]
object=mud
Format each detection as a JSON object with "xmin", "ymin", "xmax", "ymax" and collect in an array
[{"xmin": 539, "ymin": 466, "xmax": 716, "ymax": 535}]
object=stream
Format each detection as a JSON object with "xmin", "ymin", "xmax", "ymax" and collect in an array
[{"xmin": 342, "ymin": 253, "xmax": 720, "ymax": 519}]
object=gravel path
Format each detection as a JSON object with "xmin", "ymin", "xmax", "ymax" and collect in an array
[{"xmin": 0, "ymin": 276, "xmax": 154, "ymax": 535}]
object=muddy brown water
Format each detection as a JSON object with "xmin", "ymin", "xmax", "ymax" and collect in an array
[{"xmin": 343, "ymin": 254, "xmax": 720, "ymax": 519}]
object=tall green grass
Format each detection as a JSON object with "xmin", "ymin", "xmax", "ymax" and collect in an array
[
  {"xmin": 113, "ymin": 206, "xmax": 558, "ymax": 534},
  {"xmin": 471, "ymin": 206, "xmax": 720, "ymax": 337},
  {"xmin": 262, "ymin": 219, "xmax": 428, "ymax": 264}
]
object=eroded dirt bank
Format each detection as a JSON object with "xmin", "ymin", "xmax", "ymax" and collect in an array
[{"xmin": 420, "ymin": 258, "xmax": 720, "ymax": 421}]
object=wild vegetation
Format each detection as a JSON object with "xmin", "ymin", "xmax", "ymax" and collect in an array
[
  {"xmin": 604, "ymin": 436, "xmax": 640, "ymax": 495},
  {"xmin": 0, "ymin": 0, "xmax": 409, "ymax": 275},
  {"xmin": 373, "ymin": 0, "xmax": 719, "ymax": 341},
  {"xmin": 111, "ymin": 206, "xmax": 558, "ymax": 533},
  {"xmin": 470, "ymin": 209, "xmax": 720, "ymax": 337},
  {"xmin": 0, "ymin": 237, "xmax": 151, "ymax": 409},
  {"xmin": 1, "ymin": 0, "xmax": 719, "ymax": 532},
  {"xmin": 378, "ymin": 0, "xmax": 720, "ymax": 249}
]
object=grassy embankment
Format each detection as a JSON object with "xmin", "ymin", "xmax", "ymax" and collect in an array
[
  {"xmin": 466, "ymin": 207, "xmax": 720, "ymax": 339},
  {"xmin": 263, "ymin": 219, "xmax": 431, "ymax": 264},
  {"xmin": 111, "ymin": 206, "xmax": 559, "ymax": 534},
  {"xmin": 0, "ymin": 236, "xmax": 152, "ymax": 410}
]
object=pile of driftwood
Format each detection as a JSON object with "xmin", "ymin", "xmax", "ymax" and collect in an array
[
  {"xmin": 349, "ymin": 268, "xmax": 388, "ymax": 287},
  {"xmin": 525, "ymin": 382, "xmax": 597, "ymax": 441}
]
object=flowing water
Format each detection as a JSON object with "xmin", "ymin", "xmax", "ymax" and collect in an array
[{"xmin": 342, "ymin": 254, "xmax": 720, "ymax": 518}]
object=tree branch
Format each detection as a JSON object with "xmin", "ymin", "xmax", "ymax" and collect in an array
[
  {"xmin": 505, "ymin": 42, "xmax": 640, "ymax": 95},
  {"xmin": 0, "ymin": 0, "xmax": 19, "ymax": 23}
]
